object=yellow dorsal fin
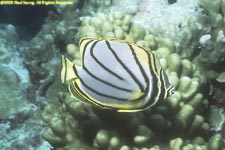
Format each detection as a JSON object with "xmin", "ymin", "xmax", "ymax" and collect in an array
[{"xmin": 61, "ymin": 55, "xmax": 77, "ymax": 84}]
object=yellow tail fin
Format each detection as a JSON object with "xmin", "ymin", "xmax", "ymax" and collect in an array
[{"xmin": 61, "ymin": 55, "xmax": 77, "ymax": 84}]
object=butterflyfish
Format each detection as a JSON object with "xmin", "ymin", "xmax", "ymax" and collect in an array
[{"xmin": 61, "ymin": 38, "xmax": 174, "ymax": 112}]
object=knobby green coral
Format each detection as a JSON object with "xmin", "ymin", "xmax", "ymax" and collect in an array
[{"xmin": 42, "ymin": 2, "xmax": 225, "ymax": 150}]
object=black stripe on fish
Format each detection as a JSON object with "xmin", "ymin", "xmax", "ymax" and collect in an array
[
  {"xmin": 70, "ymin": 80, "xmax": 104, "ymax": 107},
  {"xmin": 105, "ymin": 40, "xmax": 144, "ymax": 92},
  {"xmin": 128, "ymin": 44, "xmax": 149, "ymax": 97},
  {"xmin": 141, "ymin": 51, "xmax": 160, "ymax": 108},
  {"xmin": 73, "ymin": 64, "xmax": 136, "ymax": 101},
  {"xmin": 90, "ymin": 40, "xmax": 124, "ymax": 80},
  {"xmin": 83, "ymin": 65, "xmax": 133, "ymax": 92},
  {"xmin": 157, "ymin": 68, "xmax": 166, "ymax": 102}
]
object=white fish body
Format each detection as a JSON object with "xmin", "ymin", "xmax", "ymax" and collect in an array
[{"xmin": 61, "ymin": 38, "xmax": 174, "ymax": 112}]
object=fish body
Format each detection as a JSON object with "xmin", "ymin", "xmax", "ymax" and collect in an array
[{"xmin": 61, "ymin": 38, "xmax": 174, "ymax": 112}]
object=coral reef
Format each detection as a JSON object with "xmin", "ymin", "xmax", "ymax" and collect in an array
[
  {"xmin": 0, "ymin": 24, "xmax": 29, "ymax": 120},
  {"xmin": 196, "ymin": 0, "xmax": 225, "ymax": 113},
  {"xmin": 1, "ymin": 0, "xmax": 225, "ymax": 149},
  {"xmin": 197, "ymin": 0, "xmax": 225, "ymax": 79},
  {"xmin": 76, "ymin": 11, "xmax": 209, "ymax": 135},
  {"xmin": 208, "ymin": 105, "xmax": 225, "ymax": 132},
  {"xmin": 131, "ymin": 0, "xmax": 204, "ymax": 58},
  {"xmin": 0, "ymin": 24, "xmax": 53, "ymax": 149},
  {"xmin": 0, "ymin": 2, "xmax": 81, "ymax": 149},
  {"xmin": 42, "ymin": 7, "xmax": 225, "ymax": 149},
  {"xmin": 77, "ymin": 11, "xmax": 132, "ymax": 40}
]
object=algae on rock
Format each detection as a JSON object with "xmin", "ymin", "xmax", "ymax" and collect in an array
[
  {"xmin": 0, "ymin": 25, "xmax": 29, "ymax": 120},
  {"xmin": 197, "ymin": 0, "xmax": 225, "ymax": 80}
]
